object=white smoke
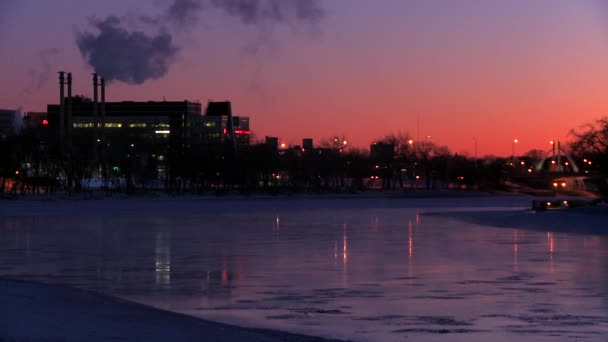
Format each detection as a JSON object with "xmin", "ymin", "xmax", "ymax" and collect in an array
[
  {"xmin": 13, "ymin": 107, "xmax": 24, "ymax": 134},
  {"xmin": 75, "ymin": 0, "xmax": 325, "ymax": 85}
]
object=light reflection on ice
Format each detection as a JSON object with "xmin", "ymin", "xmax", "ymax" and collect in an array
[
  {"xmin": 155, "ymin": 232, "xmax": 171, "ymax": 286},
  {"xmin": 0, "ymin": 197, "xmax": 607, "ymax": 341}
]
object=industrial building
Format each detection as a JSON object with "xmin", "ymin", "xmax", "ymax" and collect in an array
[
  {"xmin": 23, "ymin": 112, "xmax": 48, "ymax": 129},
  {"xmin": 197, "ymin": 101, "xmax": 250, "ymax": 146},
  {"xmin": 0, "ymin": 109, "xmax": 17, "ymax": 138},
  {"xmin": 48, "ymin": 97, "xmax": 202, "ymax": 148},
  {"xmin": 46, "ymin": 73, "xmax": 256, "ymax": 151},
  {"xmin": 44, "ymin": 72, "xmax": 252, "ymax": 185}
]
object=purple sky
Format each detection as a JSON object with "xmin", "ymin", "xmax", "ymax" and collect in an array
[{"xmin": 2, "ymin": 0, "xmax": 608, "ymax": 155}]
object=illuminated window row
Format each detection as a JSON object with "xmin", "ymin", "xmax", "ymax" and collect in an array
[
  {"xmin": 73, "ymin": 122, "xmax": 170, "ymax": 128},
  {"xmin": 73, "ymin": 122, "xmax": 123, "ymax": 128}
]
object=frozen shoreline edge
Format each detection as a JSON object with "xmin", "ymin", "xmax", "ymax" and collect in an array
[
  {"xmin": 0, "ymin": 277, "xmax": 346, "ymax": 342},
  {"xmin": 0, "ymin": 192, "xmax": 533, "ymax": 218},
  {"xmin": 425, "ymin": 205, "xmax": 608, "ymax": 235},
  {"xmin": 0, "ymin": 189, "xmax": 510, "ymax": 201}
]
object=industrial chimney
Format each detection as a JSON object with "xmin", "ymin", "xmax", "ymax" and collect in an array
[
  {"xmin": 100, "ymin": 77, "xmax": 106, "ymax": 136},
  {"xmin": 58, "ymin": 71, "xmax": 65, "ymax": 150},
  {"xmin": 66, "ymin": 72, "xmax": 72, "ymax": 153},
  {"xmin": 92, "ymin": 73, "xmax": 99, "ymax": 139}
]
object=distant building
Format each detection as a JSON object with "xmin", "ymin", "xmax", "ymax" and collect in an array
[
  {"xmin": 23, "ymin": 112, "xmax": 48, "ymax": 129},
  {"xmin": 21, "ymin": 112, "xmax": 50, "ymax": 152},
  {"xmin": 370, "ymin": 142, "xmax": 395, "ymax": 162},
  {"xmin": 232, "ymin": 116, "xmax": 250, "ymax": 146},
  {"xmin": 205, "ymin": 101, "xmax": 232, "ymax": 117},
  {"xmin": 199, "ymin": 101, "xmax": 250, "ymax": 146},
  {"xmin": 302, "ymin": 138, "xmax": 313, "ymax": 151},
  {"xmin": 265, "ymin": 136, "xmax": 279, "ymax": 152},
  {"xmin": 195, "ymin": 115, "xmax": 229, "ymax": 143},
  {"xmin": 47, "ymin": 97, "xmax": 202, "ymax": 179},
  {"xmin": 0, "ymin": 109, "xmax": 17, "ymax": 138},
  {"xmin": 48, "ymin": 97, "xmax": 201, "ymax": 147}
]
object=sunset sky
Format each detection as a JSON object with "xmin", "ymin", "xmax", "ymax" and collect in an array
[{"xmin": 2, "ymin": 0, "xmax": 608, "ymax": 156}]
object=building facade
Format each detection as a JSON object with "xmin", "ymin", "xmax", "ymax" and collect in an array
[
  {"xmin": 0, "ymin": 109, "xmax": 17, "ymax": 138},
  {"xmin": 48, "ymin": 97, "xmax": 202, "ymax": 151},
  {"xmin": 196, "ymin": 101, "xmax": 250, "ymax": 146}
]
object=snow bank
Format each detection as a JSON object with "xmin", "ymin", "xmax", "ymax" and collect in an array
[
  {"xmin": 427, "ymin": 205, "xmax": 608, "ymax": 235},
  {"xmin": 0, "ymin": 278, "xmax": 337, "ymax": 342}
]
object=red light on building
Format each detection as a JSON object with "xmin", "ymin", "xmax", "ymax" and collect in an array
[
  {"xmin": 234, "ymin": 129, "xmax": 250, "ymax": 135},
  {"xmin": 223, "ymin": 128, "xmax": 227, "ymax": 135},
  {"xmin": 42, "ymin": 119, "xmax": 49, "ymax": 125}
]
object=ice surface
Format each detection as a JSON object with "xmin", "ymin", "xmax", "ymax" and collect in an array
[
  {"xmin": 1, "ymin": 195, "xmax": 608, "ymax": 341},
  {"xmin": 0, "ymin": 278, "xmax": 332, "ymax": 341}
]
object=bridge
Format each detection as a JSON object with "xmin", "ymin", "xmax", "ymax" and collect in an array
[{"xmin": 534, "ymin": 140, "xmax": 579, "ymax": 173}]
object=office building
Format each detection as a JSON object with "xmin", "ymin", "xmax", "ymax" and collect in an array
[
  {"xmin": 0, "ymin": 109, "xmax": 17, "ymax": 138},
  {"xmin": 198, "ymin": 101, "xmax": 250, "ymax": 146}
]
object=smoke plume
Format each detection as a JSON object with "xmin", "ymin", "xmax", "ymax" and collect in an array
[
  {"xmin": 166, "ymin": 0, "xmax": 203, "ymax": 27},
  {"xmin": 13, "ymin": 107, "xmax": 24, "ymax": 134},
  {"xmin": 208, "ymin": 0, "xmax": 324, "ymax": 26},
  {"xmin": 75, "ymin": 0, "xmax": 324, "ymax": 85},
  {"xmin": 76, "ymin": 16, "xmax": 179, "ymax": 84},
  {"xmin": 20, "ymin": 48, "xmax": 59, "ymax": 97}
]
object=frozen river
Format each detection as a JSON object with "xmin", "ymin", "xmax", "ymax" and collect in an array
[{"xmin": 1, "ymin": 196, "xmax": 608, "ymax": 341}]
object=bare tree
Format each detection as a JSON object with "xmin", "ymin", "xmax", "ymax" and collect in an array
[{"xmin": 569, "ymin": 117, "xmax": 608, "ymax": 173}]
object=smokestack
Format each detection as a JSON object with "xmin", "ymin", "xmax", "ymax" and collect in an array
[
  {"xmin": 93, "ymin": 73, "xmax": 99, "ymax": 138},
  {"xmin": 67, "ymin": 73, "xmax": 72, "ymax": 153},
  {"xmin": 58, "ymin": 71, "xmax": 65, "ymax": 150},
  {"xmin": 100, "ymin": 77, "xmax": 106, "ymax": 136}
]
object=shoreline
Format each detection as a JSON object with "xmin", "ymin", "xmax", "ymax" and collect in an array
[
  {"xmin": 0, "ymin": 188, "xmax": 503, "ymax": 200},
  {"xmin": 425, "ymin": 205, "xmax": 608, "ymax": 235},
  {"xmin": 0, "ymin": 278, "xmax": 346, "ymax": 342},
  {"xmin": 0, "ymin": 191, "xmax": 533, "ymax": 218}
]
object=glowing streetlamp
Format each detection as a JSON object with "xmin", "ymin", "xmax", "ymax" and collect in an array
[
  {"xmin": 512, "ymin": 139, "xmax": 518, "ymax": 157},
  {"xmin": 473, "ymin": 138, "xmax": 478, "ymax": 159}
]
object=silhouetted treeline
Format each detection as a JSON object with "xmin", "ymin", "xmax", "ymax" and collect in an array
[{"xmin": 1, "ymin": 123, "xmax": 607, "ymax": 196}]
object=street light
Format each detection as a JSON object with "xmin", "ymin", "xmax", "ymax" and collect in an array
[
  {"xmin": 512, "ymin": 139, "xmax": 518, "ymax": 157},
  {"xmin": 473, "ymin": 138, "xmax": 478, "ymax": 159}
]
